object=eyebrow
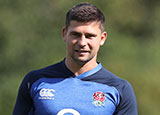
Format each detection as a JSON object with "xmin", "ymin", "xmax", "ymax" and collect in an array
[
  {"xmin": 70, "ymin": 31, "xmax": 82, "ymax": 36},
  {"xmin": 85, "ymin": 33, "xmax": 97, "ymax": 37},
  {"xmin": 70, "ymin": 31, "xmax": 97, "ymax": 37}
]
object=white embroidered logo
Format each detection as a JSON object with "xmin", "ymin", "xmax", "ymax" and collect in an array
[{"xmin": 39, "ymin": 88, "xmax": 55, "ymax": 100}]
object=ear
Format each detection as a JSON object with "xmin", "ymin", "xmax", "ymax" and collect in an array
[
  {"xmin": 62, "ymin": 27, "xmax": 67, "ymax": 42},
  {"xmin": 100, "ymin": 31, "xmax": 107, "ymax": 46}
]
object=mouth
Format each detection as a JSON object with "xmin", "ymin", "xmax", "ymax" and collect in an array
[{"xmin": 75, "ymin": 50, "xmax": 90, "ymax": 54}]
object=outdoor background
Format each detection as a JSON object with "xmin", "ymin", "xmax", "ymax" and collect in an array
[{"xmin": 0, "ymin": 0, "xmax": 160, "ymax": 114}]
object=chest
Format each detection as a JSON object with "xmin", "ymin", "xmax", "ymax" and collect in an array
[{"xmin": 30, "ymin": 78, "xmax": 119, "ymax": 115}]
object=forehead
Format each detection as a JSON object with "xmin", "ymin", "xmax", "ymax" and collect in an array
[{"xmin": 67, "ymin": 21, "xmax": 102, "ymax": 33}]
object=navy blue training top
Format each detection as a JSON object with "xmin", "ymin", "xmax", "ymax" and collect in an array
[{"xmin": 13, "ymin": 60, "xmax": 138, "ymax": 115}]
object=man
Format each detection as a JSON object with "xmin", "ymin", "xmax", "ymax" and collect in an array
[{"xmin": 13, "ymin": 2, "xmax": 138, "ymax": 115}]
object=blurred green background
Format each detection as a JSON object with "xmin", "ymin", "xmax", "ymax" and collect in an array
[{"xmin": 0, "ymin": 0, "xmax": 160, "ymax": 114}]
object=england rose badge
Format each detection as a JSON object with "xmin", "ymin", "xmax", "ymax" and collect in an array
[{"xmin": 92, "ymin": 91, "xmax": 106, "ymax": 106}]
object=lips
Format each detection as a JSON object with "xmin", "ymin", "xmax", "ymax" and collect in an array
[{"xmin": 75, "ymin": 49, "xmax": 90, "ymax": 54}]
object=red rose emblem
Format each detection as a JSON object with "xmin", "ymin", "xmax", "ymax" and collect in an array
[
  {"xmin": 93, "ymin": 91, "xmax": 106, "ymax": 106},
  {"xmin": 93, "ymin": 92, "xmax": 106, "ymax": 102}
]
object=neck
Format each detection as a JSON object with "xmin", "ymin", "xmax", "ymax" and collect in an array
[{"xmin": 65, "ymin": 57, "xmax": 98, "ymax": 76}]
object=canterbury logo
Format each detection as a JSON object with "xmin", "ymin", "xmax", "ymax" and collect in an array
[{"xmin": 39, "ymin": 88, "xmax": 55, "ymax": 100}]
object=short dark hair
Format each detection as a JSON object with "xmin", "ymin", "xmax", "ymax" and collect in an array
[{"xmin": 65, "ymin": 2, "xmax": 105, "ymax": 31}]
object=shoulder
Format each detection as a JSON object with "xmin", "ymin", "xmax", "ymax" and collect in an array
[
  {"xmin": 87, "ymin": 67, "xmax": 130, "ymax": 88},
  {"xmin": 85, "ymin": 67, "xmax": 138, "ymax": 114},
  {"xmin": 101, "ymin": 69, "xmax": 138, "ymax": 114},
  {"xmin": 97, "ymin": 68, "xmax": 136, "ymax": 102},
  {"xmin": 21, "ymin": 60, "xmax": 68, "ymax": 89},
  {"xmin": 84, "ymin": 67, "xmax": 135, "ymax": 98},
  {"xmin": 26, "ymin": 60, "xmax": 67, "ymax": 79},
  {"xmin": 97, "ymin": 68, "xmax": 132, "ymax": 86}
]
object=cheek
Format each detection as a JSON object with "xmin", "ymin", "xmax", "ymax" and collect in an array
[
  {"xmin": 66, "ymin": 38, "xmax": 77, "ymax": 49},
  {"xmin": 89, "ymin": 40, "xmax": 101, "ymax": 50}
]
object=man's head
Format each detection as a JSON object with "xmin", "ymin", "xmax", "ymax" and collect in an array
[
  {"xmin": 63, "ymin": 2, "xmax": 107, "ymax": 66},
  {"xmin": 65, "ymin": 2, "xmax": 105, "ymax": 32}
]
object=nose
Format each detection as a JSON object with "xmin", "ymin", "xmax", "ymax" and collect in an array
[{"xmin": 78, "ymin": 35, "xmax": 87, "ymax": 47}]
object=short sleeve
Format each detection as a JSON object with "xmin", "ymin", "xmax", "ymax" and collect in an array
[
  {"xmin": 13, "ymin": 73, "xmax": 34, "ymax": 115},
  {"xmin": 114, "ymin": 81, "xmax": 138, "ymax": 115}
]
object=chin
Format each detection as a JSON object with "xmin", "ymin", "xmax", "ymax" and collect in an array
[{"xmin": 72, "ymin": 56, "xmax": 93, "ymax": 65}]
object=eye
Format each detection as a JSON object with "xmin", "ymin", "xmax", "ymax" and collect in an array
[
  {"xmin": 85, "ymin": 33, "xmax": 97, "ymax": 39},
  {"xmin": 70, "ymin": 32, "xmax": 81, "ymax": 38}
]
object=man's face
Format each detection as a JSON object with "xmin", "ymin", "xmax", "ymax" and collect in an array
[{"xmin": 63, "ymin": 21, "xmax": 107, "ymax": 64}]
